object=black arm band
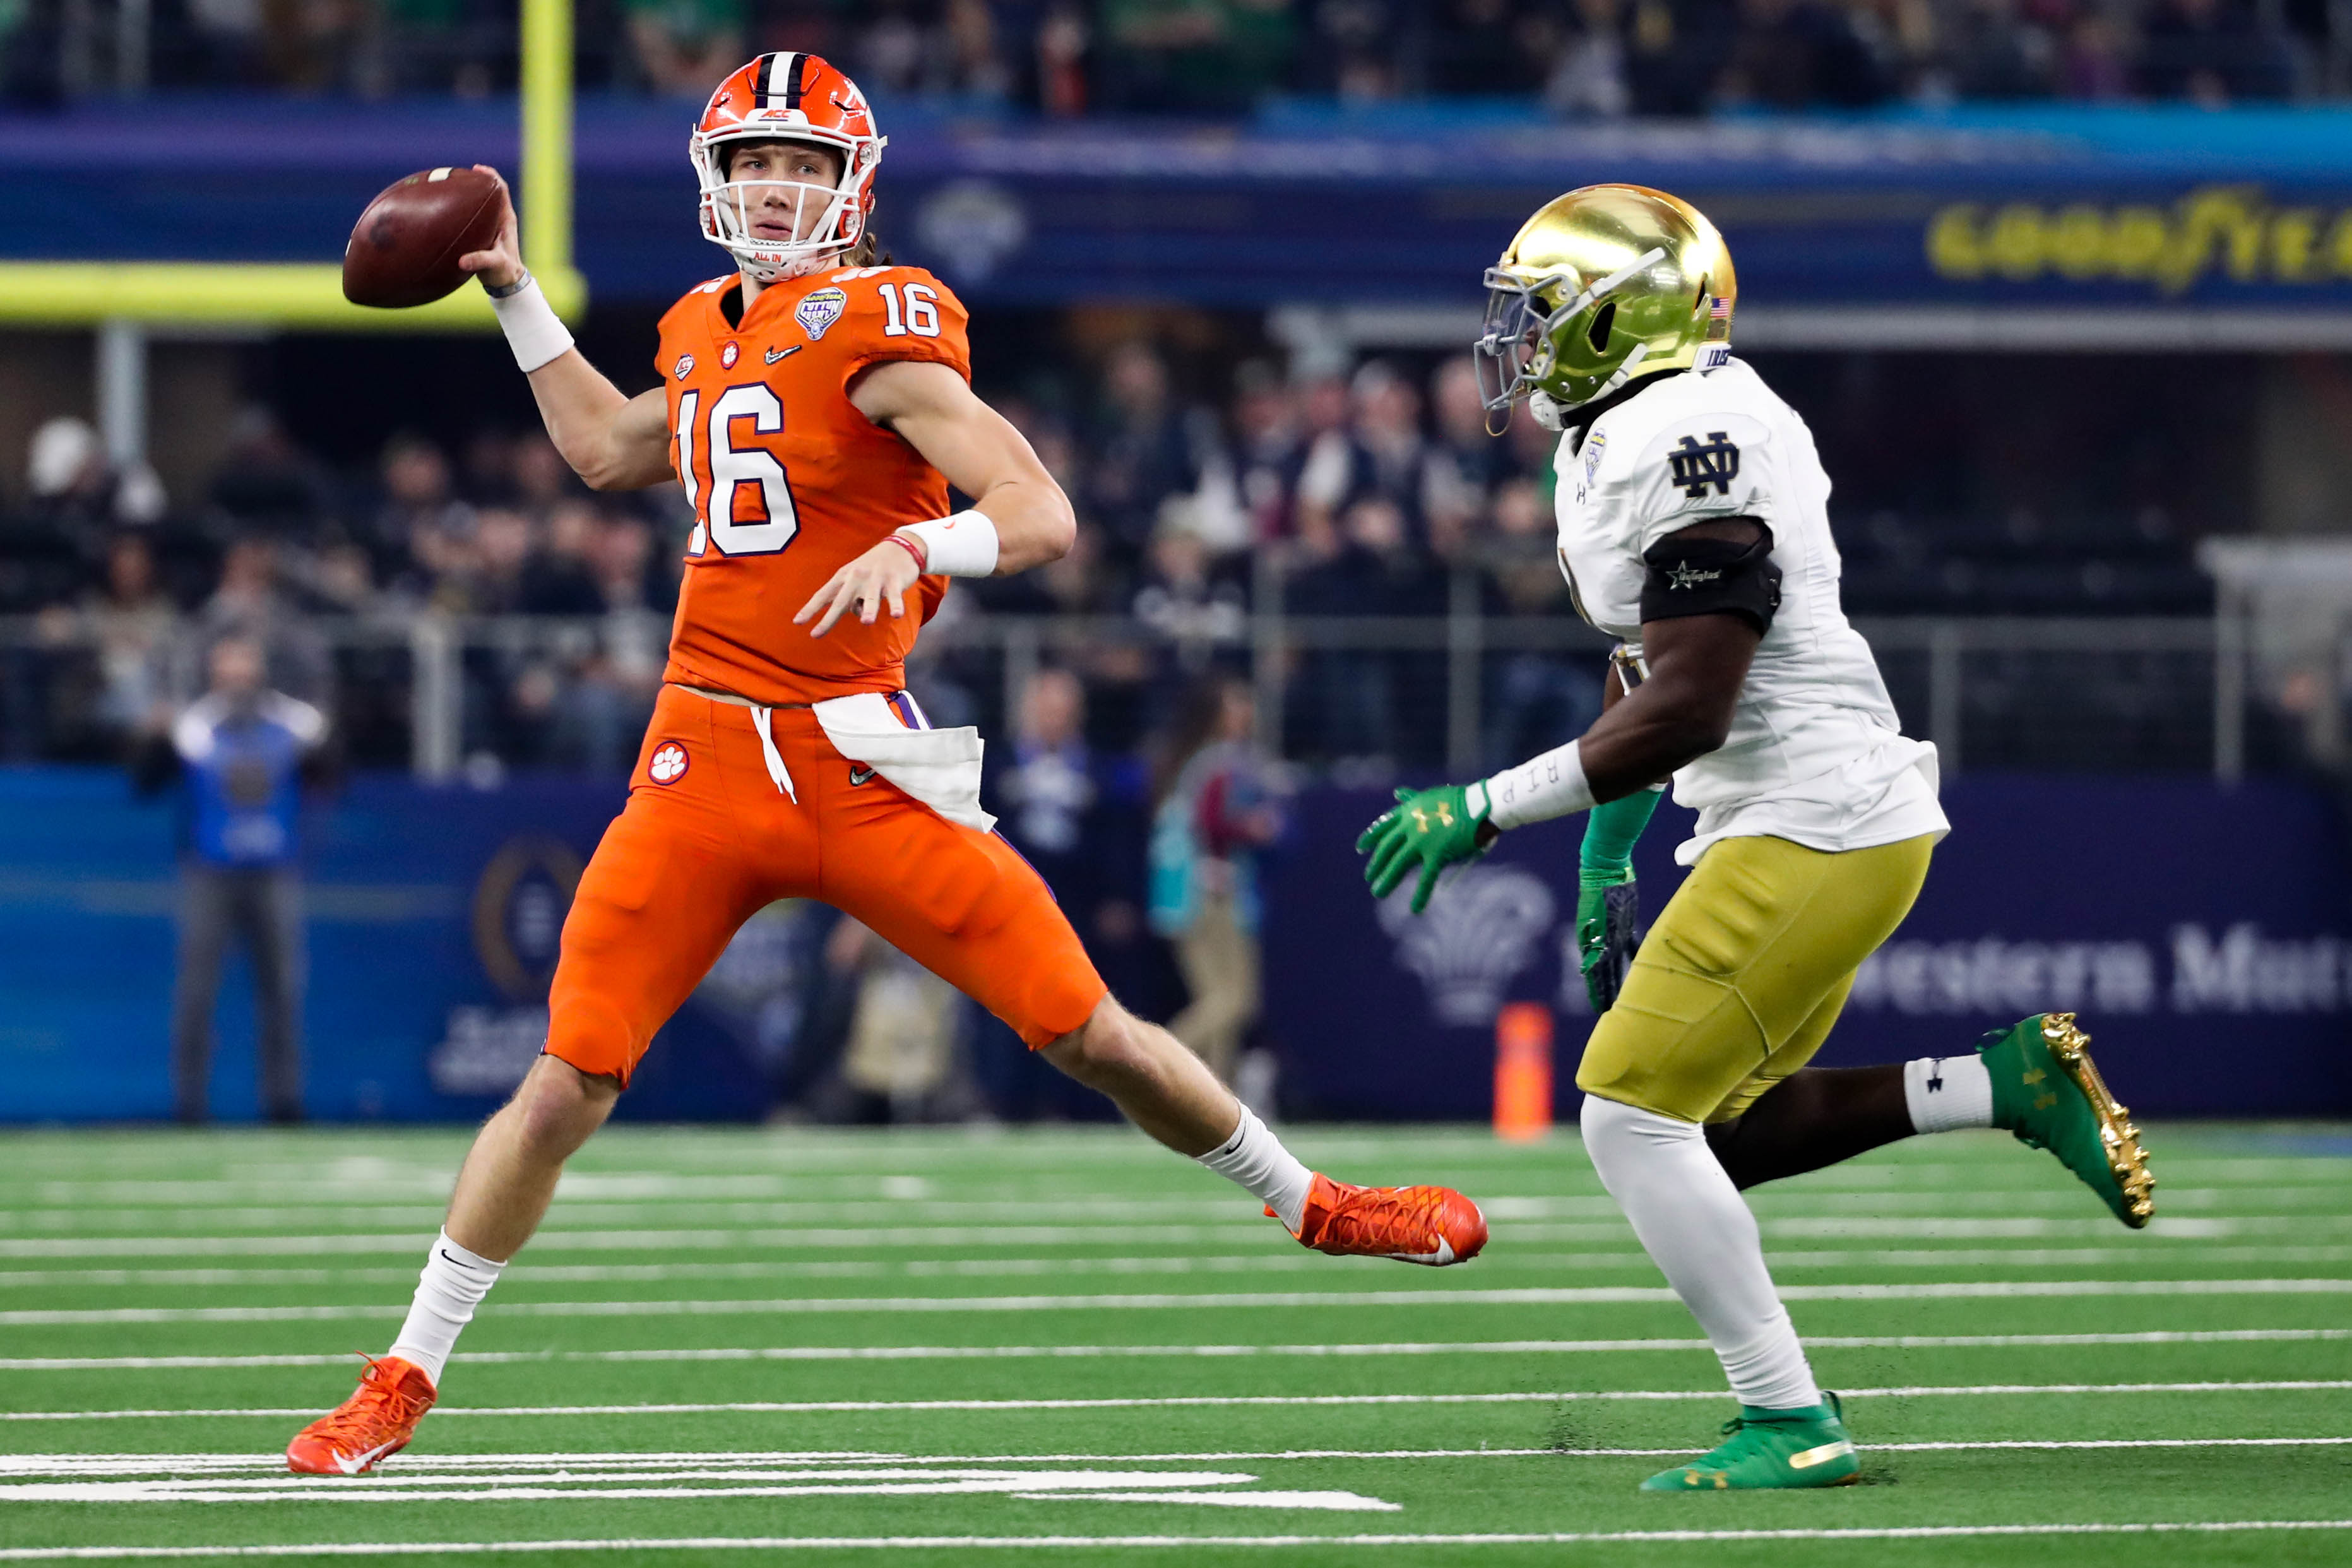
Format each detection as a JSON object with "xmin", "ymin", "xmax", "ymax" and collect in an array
[{"xmin": 1639, "ymin": 525, "xmax": 1782, "ymax": 635}]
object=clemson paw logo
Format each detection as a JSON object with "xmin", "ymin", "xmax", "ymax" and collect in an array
[
  {"xmin": 720, "ymin": 341, "xmax": 739, "ymax": 369},
  {"xmin": 648, "ymin": 742, "xmax": 689, "ymax": 785}
]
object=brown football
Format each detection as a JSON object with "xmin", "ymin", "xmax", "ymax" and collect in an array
[{"xmin": 342, "ymin": 167, "xmax": 505, "ymax": 309}]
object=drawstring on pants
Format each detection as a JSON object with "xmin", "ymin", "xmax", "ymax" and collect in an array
[{"xmin": 747, "ymin": 705, "xmax": 797, "ymax": 800}]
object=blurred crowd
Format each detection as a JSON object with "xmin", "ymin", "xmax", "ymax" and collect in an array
[
  {"xmin": 1, "ymin": 0, "xmax": 2338, "ymax": 110},
  {"xmin": 0, "ymin": 343, "xmax": 1629, "ymax": 776},
  {"xmin": 0, "ymin": 332, "xmax": 2224, "ymax": 776}
]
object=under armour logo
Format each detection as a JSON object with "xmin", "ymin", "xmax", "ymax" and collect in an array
[{"xmin": 1667, "ymin": 432, "xmax": 1739, "ymax": 499}]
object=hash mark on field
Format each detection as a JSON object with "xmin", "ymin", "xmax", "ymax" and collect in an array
[
  {"xmin": 6, "ymin": 1521, "xmax": 2352, "ymax": 1556},
  {"xmin": 9, "ymin": 1326, "xmax": 2345, "ymax": 1372}
]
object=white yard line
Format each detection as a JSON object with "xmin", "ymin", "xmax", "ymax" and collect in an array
[
  {"xmin": 13, "ymin": 1243, "xmax": 2352, "ymax": 1292},
  {"xmin": 4, "ymin": 1276, "xmax": 2348, "ymax": 1326},
  {"xmin": 10, "ymin": 1437, "xmax": 2349, "ymax": 1482},
  {"xmin": 5, "ymin": 1521, "xmax": 2352, "ymax": 1557},
  {"xmin": 6, "ymin": 1379, "xmax": 2344, "ymax": 1422},
  {"xmin": 4, "ymin": 1326, "xmax": 2346, "ymax": 1373},
  {"xmin": 6, "ymin": 1215, "xmax": 2341, "ymax": 1260}
]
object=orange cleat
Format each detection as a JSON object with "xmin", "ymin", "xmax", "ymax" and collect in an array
[
  {"xmin": 285, "ymin": 1355, "xmax": 436, "ymax": 1475},
  {"xmin": 1274, "ymin": 1173, "xmax": 1488, "ymax": 1266}
]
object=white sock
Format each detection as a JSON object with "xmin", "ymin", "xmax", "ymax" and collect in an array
[
  {"xmin": 1195, "ymin": 1104, "xmax": 1316, "ymax": 1232},
  {"xmin": 386, "ymin": 1229, "xmax": 505, "ymax": 1387},
  {"xmin": 1904, "ymin": 1054, "xmax": 1994, "ymax": 1134},
  {"xmin": 1580, "ymin": 1095, "xmax": 1822, "ymax": 1411}
]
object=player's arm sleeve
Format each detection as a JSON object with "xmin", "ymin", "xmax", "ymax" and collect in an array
[
  {"xmin": 1609, "ymin": 410, "xmax": 1776, "ymax": 555},
  {"xmin": 839, "ymin": 270, "xmax": 973, "ymax": 388}
]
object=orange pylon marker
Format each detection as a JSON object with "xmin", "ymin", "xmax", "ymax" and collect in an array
[{"xmin": 1494, "ymin": 1002, "xmax": 1554, "ymax": 1142}]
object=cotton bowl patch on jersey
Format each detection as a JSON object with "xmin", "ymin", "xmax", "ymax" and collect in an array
[
  {"xmin": 648, "ymin": 742, "xmax": 689, "ymax": 785},
  {"xmin": 674, "ymin": 354, "xmax": 695, "ymax": 381},
  {"xmin": 796, "ymin": 286, "xmax": 848, "ymax": 341}
]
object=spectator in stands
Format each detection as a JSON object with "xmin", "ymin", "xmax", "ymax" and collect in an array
[
  {"xmin": 2060, "ymin": 7, "xmax": 2132, "ymax": 97},
  {"xmin": 27, "ymin": 416, "xmax": 165, "ymax": 539},
  {"xmin": 626, "ymin": 0, "xmax": 743, "ymax": 95},
  {"xmin": 1549, "ymin": 0, "xmax": 1634, "ymax": 116},
  {"xmin": 78, "ymin": 534, "xmax": 179, "ymax": 748},
  {"xmin": 2138, "ymin": 0, "xmax": 2291, "ymax": 102},
  {"xmin": 1084, "ymin": 340, "xmax": 1217, "ymax": 565},
  {"xmin": 1423, "ymin": 356, "xmax": 1513, "ymax": 557},
  {"xmin": 1132, "ymin": 502, "xmax": 1249, "ymax": 656},
  {"xmin": 1148, "ymin": 672, "xmax": 1283, "ymax": 1085},
  {"xmin": 975, "ymin": 665, "xmax": 1148, "ymax": 1118},
  {"xmin": 1928, "ymin": 0, "xmax": 2057, "ymax": 100},
  {"xmin": 1295, "ymin": 0, "xmax": 1413, "ymax": 98},
  {"xmin": 1295, "ymin": 359, "xmax": 1436, "ymax": 555},
  {"xmin": 549, "ymin": 513, "xmax": 667, "ymax": 771},
  {"xmin": 187, "ymin": 537, "xmax": 330, "ymax": 707},
  {"xmin": 518, "ymin": 499, "xmax": 606, "ymax": 615},
  {"xmin": 208, "ymin": 405, "xmax": 336, "ymax": 542},
  {"xmin": 1718, "ymin": 0, "xmax": 1894, "ymax": 107},
  {"xmin": 1285, "ymin": 493, "xmax": 1441, "ymax": 761},
  {"xmin": 1431, "ymin": 0, "xmax": 1553, "ymax": 93},
  {"xmin": 1098, "ymin": 0, "xmax": 1293, "ymax": 112},
  {"xmin": 1226, "ymin": 359, "xmax": 1309, "ymax": 548},
  {"xmin": 371, "ymin": 433, "xmax": 470, "ymax": 585},
  {"xmin": 138, "ymin": 631, "xmax": 328, "ymax": 1125},
  {"xmin": 1480, "ymin": 474, "xmax": 1603, "ymax": 768}
]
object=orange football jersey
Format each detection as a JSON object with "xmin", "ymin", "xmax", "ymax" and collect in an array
[{"xmin": 655, "ymin": 263, "xmax": 971, "ymax": 706}]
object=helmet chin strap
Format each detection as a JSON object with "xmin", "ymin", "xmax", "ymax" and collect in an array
[{"xmin": 740, "ymin": 244, "xmax": 850, "ymax": 286}]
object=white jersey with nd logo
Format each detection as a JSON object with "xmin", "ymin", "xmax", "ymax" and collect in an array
[{"xmin": 1552, "ymin": 355, "xmax": 1949, "ymax": 866}]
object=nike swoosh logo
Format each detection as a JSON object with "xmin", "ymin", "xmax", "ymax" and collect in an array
[
  {"xmin": 765, "ymin": 345, "xmax": 800, "ymax": 364},
  {"xmin": 1788, "ymin": 1439, "xmax": 1856, "ymax": 1469},
  {"xmin": 848, "ymin": 764, "xmax": 877, "ymax": 786},
  {"xmin": 333, "ymin": 1440, "xmax": 398, "ymax": 1475}
]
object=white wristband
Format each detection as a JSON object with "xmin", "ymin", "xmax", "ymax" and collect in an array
[
  {"xmin": 489, "ymin": 273, "xmax": 574, "ymax": 374},
  {"xmin": 898, "ymin": 510, "xmax": 999, "ymax": 577},
  {"xmin": 1473, "ymin": 739, "xmax": 1595, "ymax": 831}
]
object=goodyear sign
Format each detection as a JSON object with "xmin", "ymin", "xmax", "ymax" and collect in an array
[{"xmin": 1928, "ymin": 186, "xmax": 2352, "ymax": 295}]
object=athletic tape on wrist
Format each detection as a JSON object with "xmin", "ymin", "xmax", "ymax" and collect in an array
[
  {"xmin": 898, "ymin": 510, "xmax": 999, "ymax": 577},
  {"xmin": 489, "ymin": 274, "xmax": 574, "ymax": 374},
  {"xmin": 1481, "ymin": 739, "xmax": 1595, "ymax": 831}
]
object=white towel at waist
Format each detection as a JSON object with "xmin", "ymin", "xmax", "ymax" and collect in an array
[{"xmin": 813, "ymin": 691, "xmax": 996, "ymax": 833}]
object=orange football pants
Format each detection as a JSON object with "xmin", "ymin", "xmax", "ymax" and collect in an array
[{"xmin": 545, "ymin": 684, "xmax": 1107, "ymax": 1086}]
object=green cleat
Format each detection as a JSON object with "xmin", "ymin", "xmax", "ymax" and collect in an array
[
  {"xmin": 1638, "ymin": 1393, "xmax": 1861, "ymax": 1492},
  {"xmin": 1978, "ymin": 1011, "xmax": 2156, "ymax": 1228}
]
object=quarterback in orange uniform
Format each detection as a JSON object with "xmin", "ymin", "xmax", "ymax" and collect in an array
[{"xmin": 287, "ymin": 52, "xmax": 1487, "ymax": 1475}]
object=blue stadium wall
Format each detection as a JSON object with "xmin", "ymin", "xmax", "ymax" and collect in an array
[
  {"xmin": 0, "ymin": 766, "xmax": 2344, "ymax": 1124},
  {"xmin": 9, "ymin": 100, "xmax": 2352, "ymax": 309}
]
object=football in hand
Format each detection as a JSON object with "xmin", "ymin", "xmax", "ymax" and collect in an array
[{"xmin": 342, "ymin": 167, "xmax": 504, "ymax": 309}]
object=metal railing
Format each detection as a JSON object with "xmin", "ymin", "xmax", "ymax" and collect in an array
[{"xmin": 0, "ymin": 593, "xmax": 2254, "ymax": 781}]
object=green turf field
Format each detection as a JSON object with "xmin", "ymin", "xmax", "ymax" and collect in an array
[{"xmin": 1, "ymin": 1121, "xmax": 2346, "ymax": 1566}]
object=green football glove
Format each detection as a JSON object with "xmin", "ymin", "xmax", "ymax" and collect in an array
[
  {"xmin": 1574, "ymin": 787, "xmax": 1662, "ymax": 1012},
  {"xmin": 1576, "ymin": 871, "xmax": 1641, "ymax": 1012},
  {"xmin": 1357, "ymin": 783, "xmax": 1494, "ymax": 914}
]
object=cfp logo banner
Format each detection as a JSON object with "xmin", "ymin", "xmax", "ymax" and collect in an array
[{"xmin": 1375, "ymin": 864, "xmax": 1559, "ymax": 1027}]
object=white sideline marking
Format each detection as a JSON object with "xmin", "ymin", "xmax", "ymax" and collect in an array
[
  {"xmin": 8, "ymin": 1326, "xmax": 2344, "ymax": 1372},
  {"xmin": 7, "ymin": 1379, "xmax": 2344, "ymax": 1422},
  {"xmin": 4, "ymin": 1521, "xmax": 2352, "ymax": 1556},
  {"xmin": 5, "ymin": 1277, "xmax": 2348, "ymax": 1326}
]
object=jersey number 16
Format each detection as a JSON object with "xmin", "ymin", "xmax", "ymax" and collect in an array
[{"xmin": 675, "ymin": 384, "xmax": 797, "ymax": 558}]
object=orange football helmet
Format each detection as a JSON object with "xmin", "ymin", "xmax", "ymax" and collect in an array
[{"xmin": 692, "ymin": 52, "xmax": 885, "ymax": 283}]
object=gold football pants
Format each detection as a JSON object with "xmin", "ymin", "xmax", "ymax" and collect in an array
[{"xmin": 1575, "ymin": 833, "xmax": 1937, "ymax": 1126}]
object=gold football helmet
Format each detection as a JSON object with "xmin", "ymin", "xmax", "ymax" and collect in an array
[{"xmin": 1475, "ymin": 184, "xmax": 1736, "ymax": 431}]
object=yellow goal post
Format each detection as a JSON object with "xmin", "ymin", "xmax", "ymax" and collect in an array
[{"xmin": 0, "ymin": 0, "xmax": 584, "ymax": 332}]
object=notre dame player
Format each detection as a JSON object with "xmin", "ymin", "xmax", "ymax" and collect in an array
[{"xmin": 1358, "ymin": 184, "xmax": 2156, "ymax": 1492}]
